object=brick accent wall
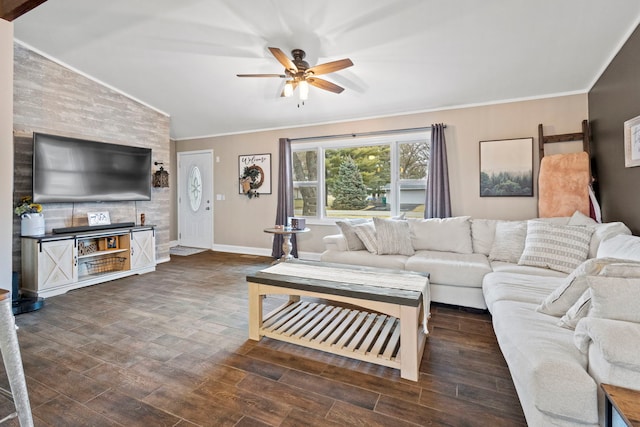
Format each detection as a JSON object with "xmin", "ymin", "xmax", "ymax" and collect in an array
[{"xmin": 12, "ymin": 43, "xmax": 171, "ymax": 273}]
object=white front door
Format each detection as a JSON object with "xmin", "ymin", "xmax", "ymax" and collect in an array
[{"xmin": 178, "ymin": 150, "xmax": 213, "ymax": 249}]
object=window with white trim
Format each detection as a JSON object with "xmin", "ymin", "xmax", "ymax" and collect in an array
[{"xmin": 292, "ymin": 131, "xmax": 431, "ymax": 221}]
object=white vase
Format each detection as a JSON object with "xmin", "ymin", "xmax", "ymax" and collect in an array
[{"xmin": 21, "ymin": 213, "xmax": 45, "ymax": 236}]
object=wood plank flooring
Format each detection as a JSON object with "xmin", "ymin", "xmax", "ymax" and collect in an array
[{"xmin": 3, "ymin": 251, "xmax": 526, "ymax": 426}]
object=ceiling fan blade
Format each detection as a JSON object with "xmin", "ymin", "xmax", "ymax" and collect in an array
[
  {"xmin": 307, "ymin": 78, "xmax": 344, "ymax": 94},
  {"xmin": 236, "ymin": 74, "xmax": 287, "ymax": 78},
  {"xmin": 268, "ymin": 47, "xmax": 298, "ymax": 73},
  {"xmin": 306, "ymin": 58, "xmax": 353, "ymax": 76}
]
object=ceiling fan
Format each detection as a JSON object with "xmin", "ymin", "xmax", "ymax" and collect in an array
[{"xmin": 237, "ymin": 47, "xmax": 353, "ymax": 100}]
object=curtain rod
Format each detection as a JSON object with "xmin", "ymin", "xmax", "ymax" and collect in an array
[{"xmin": 289, "ymin": 125, "xmax": 446, "ymax": 143}]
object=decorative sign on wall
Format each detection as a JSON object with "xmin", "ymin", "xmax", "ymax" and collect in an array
[
  {"xmin": 239, "ymin": 153, "xmax": 271, "ymax": 198},
  {"xmin": 624, "ymin": 115, "xmax": 640, "ymax": 168},
  {"xmin": 479, "ymin": 137, "xmax": 533, "ymax": 197}
]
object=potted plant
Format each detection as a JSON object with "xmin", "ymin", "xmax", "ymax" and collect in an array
[{"xmin": 15, "ymin": 196, "xmax": 44, "ymax": 236}]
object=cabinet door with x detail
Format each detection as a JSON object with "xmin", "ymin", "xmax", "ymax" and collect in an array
[{"xmin": 36, "ymin": 239, "xmax": 77, "ymax": 290}]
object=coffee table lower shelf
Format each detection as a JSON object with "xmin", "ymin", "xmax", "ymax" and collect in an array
[{"xmin": 262, "ymin": 299, "xmax": 404, "ymax": 369}]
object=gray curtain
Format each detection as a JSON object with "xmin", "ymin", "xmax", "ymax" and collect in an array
[
  {"xmin": 424, "ymin": 123, "xmax": 451, "ymax": 218},
  {"xmin": 271, "ymin": 138, "xmax": 298, "ymax": 258}
]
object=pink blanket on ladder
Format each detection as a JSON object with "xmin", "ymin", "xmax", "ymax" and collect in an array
[{"xmin": 538, "ymin": 152, "xmax": 590, "ymax": 218}]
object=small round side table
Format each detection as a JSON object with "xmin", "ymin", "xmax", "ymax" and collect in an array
[{"xmin": 264, "ymin": 227, "xmax": 310, "ymax": 262}]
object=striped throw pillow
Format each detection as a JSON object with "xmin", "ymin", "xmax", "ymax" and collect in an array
[
  {"xmin": 373, "ymin": 217, "xmax": 414, "ymax": 256},
  {"xmin": 353, "ymin": 221, "xmax": 378, "ymax": 254},
  {"xmin": 518, "ymin": 221, "xmax": 593, "ymax": 273}
]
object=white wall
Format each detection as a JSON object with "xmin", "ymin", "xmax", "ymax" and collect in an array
[
  {"xmin": 1, "ymin": 19, "xmax": 13, "ymax": 291},
  {"xmin": 176, "ymin": 93, "xmax": 588, "ymax": 257}
]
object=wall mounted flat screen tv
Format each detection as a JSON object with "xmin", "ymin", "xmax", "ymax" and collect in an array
[{"xmin": 33, "ymin": 133, "xmax": 152, "ymax": 203}]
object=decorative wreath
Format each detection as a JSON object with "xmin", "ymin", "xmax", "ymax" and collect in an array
[
  {"xmin": 239, "ymin": 165, "xmax": 264, "ymax": 199},
  {"xmin": 242, "ymin": 165, "xmax": 264, "ymax": 189}
]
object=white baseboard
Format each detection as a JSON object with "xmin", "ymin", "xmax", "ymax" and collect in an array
[
  {"xmin": 210, "ymin": 244, "xmax": 322, "ymax": 261},
  {"xmin": 298, "ymin": 251, "xmax": 322, "ymax": 261},
  {"xmin": 157, "ymin": 256, "xmax": 171, "ymax": 264},
  {"xmin": 212, "ymin": 244, "xmax": 272, "ymax": 257},
  {"xmin": 169, "ymin": 240, "xmax": 179, "ymax": 248}
]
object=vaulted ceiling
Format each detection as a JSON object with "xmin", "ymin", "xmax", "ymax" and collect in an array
[
  {"xmin": 11, "ymin": 0, "xmax": 640, "ymax": 140},
  {"xmin": 0, "ymin": 0, "xmax": 47, "ymax": 21}
]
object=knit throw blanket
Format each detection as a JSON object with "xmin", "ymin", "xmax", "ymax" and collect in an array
[{"xmin": 262, "ymin": 263, "xmax": 430, "ymax": 333}]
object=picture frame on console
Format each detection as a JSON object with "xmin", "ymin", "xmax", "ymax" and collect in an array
[
  {"xmin": 87, "ymin": 211, "xmax": 111, "ymax": 226},
  {"xmin": 624, "ymin": 114, "xmax": 640, "ymax": 168},
  {"xmin": 479, "ymin": 137, "xmax": 533, "ymax": 197}
]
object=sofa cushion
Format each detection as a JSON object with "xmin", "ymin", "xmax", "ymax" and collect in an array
[
  {"xmin": 353, "ymin": 222, "xmax": 378, "ymax": 254},
  {"xmin": 518, "ymin": 221, "xmax": 593, "ymax": 273},
  {"xmin": 488, "ymin": 221, "xmax": 527, "ymax": 263},
  {"xmin": 597, "ymin": 234, "xmax": 640, "ymax": 261},
  {"xmin": 335, "ymin": 218, "xmax": 369, "ymax": 251},
  {"xmin": 470, "ymin": 218, "xmax": 498, "ymax": 255},
  {"xmin": 567, "ymin": 210, "xmax": 597, "ymax": 226},
  {"xmin": 373, "ymin": 217, "xmax": 414, "ymax": 256},
  {"xmin": 405, "ymin": 250, "xmax": 490, "ymax": 287},
  {"xmin": 588, "ymin": 276, "xmax": 640, "ymax": 323},
  {"xmin": 537, "ymin": 258, "xmax": 624, "ymax": 317},
  {"xmin": 492, "ymin": 301, "xmax": 599, "ymax": 423},
  {"xmin": 490, "ymin": 300, "xmax": 598, "ymax": 425},
  {"xmin": 319, "ymin": 249, "xmax": 409, "ymax": 271},
  {"xmin": 574, "ymin": 317, "xmax": 640, "ymax": 368},
  {"xmin": 482, "ymin": 272, "xmax": 563, "ymax": 312},
  {"xmin": 408, "ymin": 216, "xmax": 473, "ymax": 254},
  {"xmin": 323, "ymin": 234, "xmax": 348, "ymax": 252},
  {"xmin": 574, "ymin": 318, "xmax": 640, "ymax": 395},
  {"xmin": 489, "ymin": 261, "xmax": 567, "ymax": 278},
  {"xmin": 583, "ymin": 325, "xmax": 640, "ymax": 400}
]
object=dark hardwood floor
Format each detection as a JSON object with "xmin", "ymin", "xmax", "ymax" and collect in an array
[{"xmin": 3, "ymin": 251, "xmax": 526, "ymax": 426}]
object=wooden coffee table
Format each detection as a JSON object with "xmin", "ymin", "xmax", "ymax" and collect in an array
[{"xmin": 246, "ymin": 261, "xmax": 430, "ymax": 381}]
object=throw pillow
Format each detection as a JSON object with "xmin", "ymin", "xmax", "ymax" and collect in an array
[
  {"xmin": 600, "ymin": 262, "xmax": 640, "ymax": 278},
  {"xmin": 335, "ymin": 218, "xmax": 369, "ymax": 251},
  {"xmin": 488, "ymin": 221, "xmax": 527, "ymax": 263},
  {"xmin": 409, "ymin": 216, "xmax": 473, "ymax": 253},
  {"xmin": 588, "ymin": 222, "xmax": 631, "ymax": 258},
  {"xmin": 557, "ymin": 289, "xmax": 591, "ymax": 330},
  {"xmin": 373, "ymin": 217, "xmax": 414, "ymax": 256},
  {"xmin": 567, "ymin": 210, "xmax": 597, "ymax": 226},
  {"xmin": 518, "ymin": 221, "xmax": 593, "ymax": 273},
  {"xmin": 537, "ymin": 257, "xmax": 615, "ymax": 316},
  {"xmin": 471, "ymin": 219, "xmax": 498, "ymax": 256},
  {"xmin": 353, "ymin": 222, "xmax": 378, "ymax": 254},
  {"xmin": 597, "ymin": 234, "xmax": 640, "ymax": 261},
  {"xmin": 588, "ymin": 276, "xmax": 640, "ymax": 323}
]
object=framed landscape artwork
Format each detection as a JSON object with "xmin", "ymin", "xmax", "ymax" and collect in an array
[
  {"xmin": 479, "ymin": 137, "xmax": 533, "ymax": 197},
  {"xmin": 624, "ymin": 115, "xmax": 640, "ymax": 168}
]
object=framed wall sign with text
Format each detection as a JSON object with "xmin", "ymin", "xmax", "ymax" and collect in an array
[{"xmin": 238, "ymin": 153, "xmax": 272, "ymax": 195}]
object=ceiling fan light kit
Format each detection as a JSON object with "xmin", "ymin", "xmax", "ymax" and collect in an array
[
  {"xmin": 237, "ymin": 47, "xmax": 353, "ymax": 103},
  {"xmin": 298, "ymin": 80, "xmax": 309, "ymax": 100}
]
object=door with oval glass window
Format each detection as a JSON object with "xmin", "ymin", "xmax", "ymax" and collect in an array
[{"xmin": 178, "ymin": 150, "xmax": 213, "ymax": 249}]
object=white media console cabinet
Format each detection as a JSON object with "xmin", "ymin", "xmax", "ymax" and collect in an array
[{"xmin": 21, "ymin": 225, "xmax": 156, "ymax": 298}]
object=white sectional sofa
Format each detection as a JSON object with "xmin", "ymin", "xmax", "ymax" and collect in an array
[
  {"xmin": 320, "ymin": 212, "xmax": 640, "ymax": 426},
  {"xmin": 321, "ymin": 213, "xmax": 627, "ymax": 309}
]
